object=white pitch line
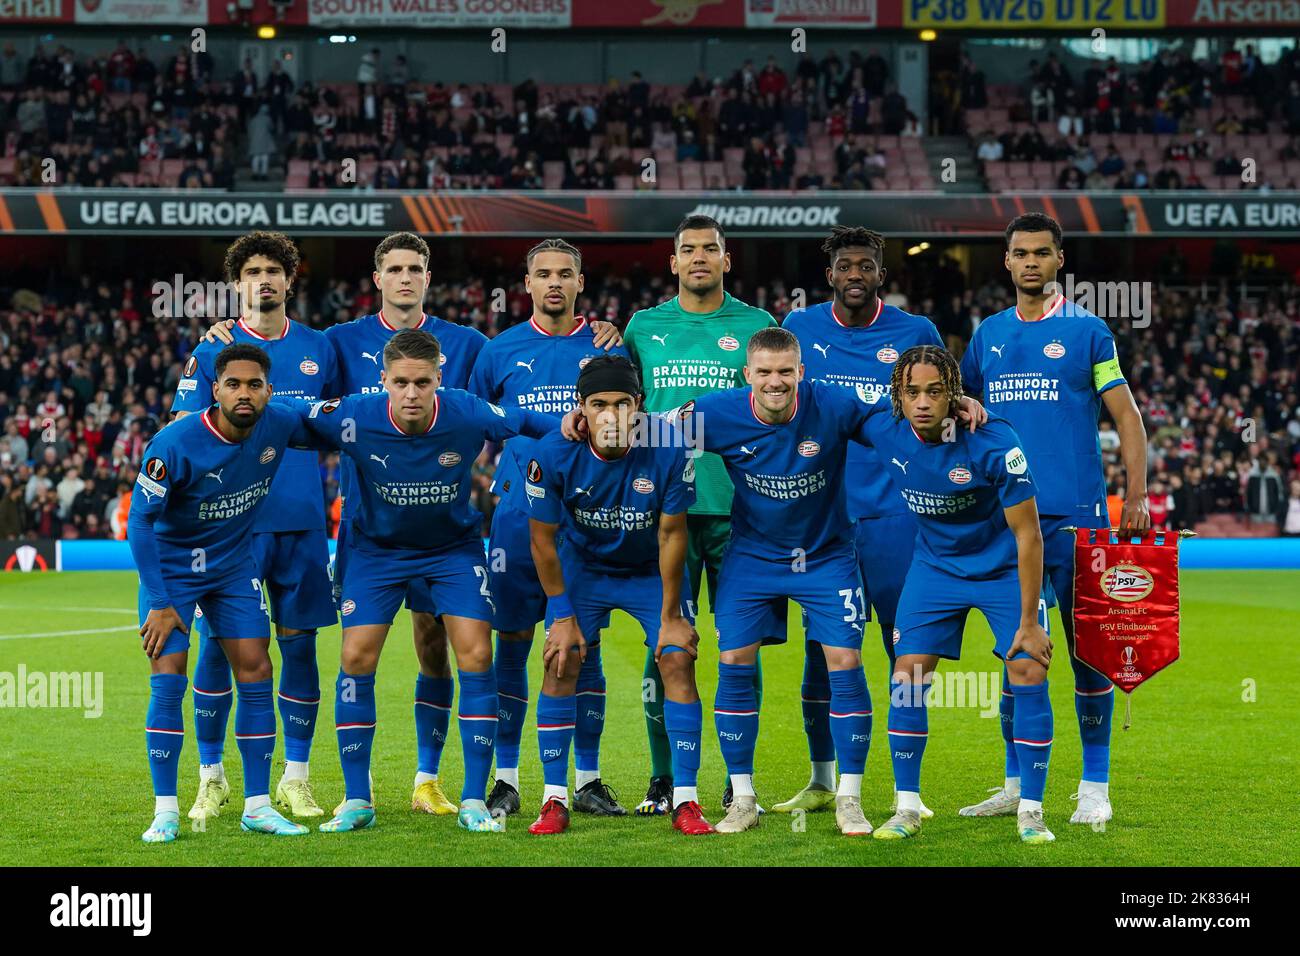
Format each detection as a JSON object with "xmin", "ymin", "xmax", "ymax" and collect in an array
[
  {"xmin": 0, "ymin": 625, "xmax": 140, "ymax": 641},
  {"xmin": 0, "ymin": 604, "xmax": 138, "ymax": 615}
]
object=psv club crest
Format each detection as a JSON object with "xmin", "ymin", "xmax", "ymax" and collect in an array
[{"xmin": 1100, "ymin": 563, "xmax": 1155, "ymax": 603}]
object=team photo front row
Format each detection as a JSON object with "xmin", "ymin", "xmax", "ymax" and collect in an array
[{"xmin": 137, "ymin": 326, "xmax": 1059, "ymax": 845}]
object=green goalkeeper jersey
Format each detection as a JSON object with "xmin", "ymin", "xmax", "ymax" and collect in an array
[{"xmin": 624, "ymin": 292, "xmax": 777, "ymax": 515}]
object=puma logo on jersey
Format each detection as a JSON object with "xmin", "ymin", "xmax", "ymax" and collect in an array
[
  {"xmin": 651, "ymin": 334, "xmax": 669, "ymax": 345},
  {"xmin": 369, "ymin": 454, "xmax": 390, "ymax": 468},
  {"xmin": 574, "ymin": 486, "xmax": 593, "ymax": 497},
  {"xmin": 205, "ymin": 469, "xmax": 224, "ymax": 483},
  {"xmin": 891, "ymin": 458, "xmax": 909, "ymax": 474},
  {"xmin": 813, "ymin": 343, "xmax": 830, "ymax": 358},
  {"xmin": 990, "ymin": 344, "xmax": 1006, "ymax": 358},
  {"xmin": 740, "ymin": 445, "xmax": 758, "ymax": 458},
  {"xmin": 361, "ymin": 351, "xmax": 381, "ymax": 364},
  {"xmin": 516, "ymin": 359, "xmax": 536, "ymax": 373}
]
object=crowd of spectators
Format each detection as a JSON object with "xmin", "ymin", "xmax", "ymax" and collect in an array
[
  {"xmin": 972, "ymin": 44, "xmax": 1300, "ymax": 192},
  {"xmin": 2, "ymin": 39, "xmax": 921, "ymax": 191},
  {"xmin": 2, "ymin": 254, "xmax": 1298, "ymax": 541},
  {"xmin": 1, "ymin": 39, "xmax": 254, "ymax": 189}
]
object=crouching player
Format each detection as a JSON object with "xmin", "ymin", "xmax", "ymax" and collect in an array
[
  {"xmin": 526, "ymin": 356, "xmax": 715, "ymax": 836},
  {"xmin": 130, "ymin": 344, "xmax": 316, "ymax": 842},
  {"xmin": 858, "ymin": 346, "xmax": 1057, "ymax": 844},
  {"xmin": 298, "ymin": 330, "xmax": 559, "ymax": 833}
]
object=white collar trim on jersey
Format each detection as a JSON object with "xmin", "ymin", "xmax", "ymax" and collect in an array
[
  {"xmin": 378, "ymin": 310, "xmax": 428, "ymax": 331},
  {"xmin": 831, "ymin": 297, "xmax": 882, "ymax": 329},
  {"xmin": 749, "ymin": 390, "xmax": 798, "ymax": 426},
  {"xmin": 1015, "ymin": 293, "xmax": 1065, "ymax": 323},
  {"xmin": 237, "ymin": 315, "xmax": 290, "ymax": 341},
  {"xmin": 201, "ymin": 407, "xmax": 235, "ymax": 444},
  {"xmin": 387, "ymin": 395, "xmax": 438, "ymax": 435},
  {"xmin": 529, "ymin": 315, "xmax": 587, "ymax": 337}
]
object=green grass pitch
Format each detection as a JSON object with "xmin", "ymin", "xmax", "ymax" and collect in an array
[{"xmin": 1, "ymin": 569, "xmax": 1296, "ymax": 867}]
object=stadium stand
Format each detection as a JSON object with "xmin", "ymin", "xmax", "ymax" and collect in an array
[
  {"xmin": 1, "ymin": 43, "xmax": 933, "ymax": 192},
  {"xmin": 974, "ymin": 46, "xmax": 1300, "ymax": 192}
]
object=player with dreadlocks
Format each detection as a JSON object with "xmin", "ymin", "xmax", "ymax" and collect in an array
[
  {"xmin": 846, "ymin": 344, "xmax": 1057, "ymax": 844},
  {"xmin": 777, "ymin": 227, "xmax": 980, "ymax": 819}
]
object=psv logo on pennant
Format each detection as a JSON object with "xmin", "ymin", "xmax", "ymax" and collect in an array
[{"xmin": 1101, "ymin": 564, "xmax": 1155, "ymax": 603}]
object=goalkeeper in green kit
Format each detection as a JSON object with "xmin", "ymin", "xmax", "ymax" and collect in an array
[{"xmin": 622, "ymin": 214, "xmax": 778, "ymax": 815}]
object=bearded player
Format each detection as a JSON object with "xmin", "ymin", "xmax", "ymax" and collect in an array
[
  {"xmin": 175, "ymin": 232, "xmax": 339, "ymax": 823},
  {"xmin": 200, "ymin": 231, "xmax": 488, "ymax": 816},
  {"xmin": 959, "ymin": 213, "xmax": 1149, "ymax": 826},
  {"xmin": 622, "ymin": 214, "xmax": 777, "ymax": 816}
]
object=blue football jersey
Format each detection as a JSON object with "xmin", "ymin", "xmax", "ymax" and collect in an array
[
  {"xmin": 960, "ymin": 295, "xmax": 1124, "ymax": 525},
  {"xmin": 783, "ymin": 299, "xmax": 943, "ymax": 520},
  {"xmin": 299, "ymin": 390, "xmax": 556, "ymax": 553},
  {"xmin": 130, "ymin": 404, "xmax": 310, "ymax": 608},
  {"xmin": 171, "ymin": 316, "xmax": 337, "ymax": 533},
  {"xmin": 324, "ymin": 311, "xmax": 489, "ymax": 520},
  {"xmin": 672, "ymin": 380, "xmax": 876, "ymax": 561},
  {"xmin": 467, "ymin": 316, "xmax": 630, "ymax": 512},
  {"xmin": 858, "ymin": 403, "xmax": 1039, "ymax": 580},
  {"xmin": 527, "ymin": 421, "xmax": 695, "ymax": 576}
]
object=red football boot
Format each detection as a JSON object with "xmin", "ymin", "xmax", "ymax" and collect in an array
[
  {"xmin": 527, "ymin": 797, "xmax": 571, "ymax": 835},
  {"xmin": 671, "ymin": 800, "xmax": 716, "ymax": 835}
]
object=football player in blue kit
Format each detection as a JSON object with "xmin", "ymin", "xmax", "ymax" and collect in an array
[
  {"xmin": 467, "ymin": 239, "xmax": 632, "ymax": 818},
  {"xmin": 172, "ymin": 231, "xmax": 339, "ymax": 823},
  {"xmin": 853, "ymin": 345, "xmax": 1058, "ymax": 845},
  {"xmin": 132, "ymin": 343, "xmax": 318, "ymax": 843},
  {"xmin": 668, "ymin": 327, "xmax": 889, "ymax": 836},
  {"xmin": 299, "ymin": 329, "xmax": 560, "ymax": 834},
  {"xmin": 525, "ymin": 356, "xmax": 716, "ymax": 837},
  {"xmin": 959, "ymin": 213, "xmax": 1149, "ymax": 827},
  {"xmin": 779, "ymin": 225, "xmax": 947, "ymax": 819}
]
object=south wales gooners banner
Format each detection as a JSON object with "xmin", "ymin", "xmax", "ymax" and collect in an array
[{"xmin": 1, "ymin": 189, "xmax": 1298, "ymax": 236}]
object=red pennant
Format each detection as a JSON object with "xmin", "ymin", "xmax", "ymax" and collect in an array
[{"xmin": 1071, "ymin": 529, "xmax": 1182, "ymax": 694}]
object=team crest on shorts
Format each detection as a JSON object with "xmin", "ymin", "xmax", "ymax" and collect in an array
[
  {"xmin": 876, "ymin": 347, "xmax": 899, "ymax": 364},
  {"xmin": 717, "ymin": 335, "xmax": 739, "ymax": 351},
  {"xmin": 892, "ymin": 627, "xmax": 901, "ymax": 646},
  {"xmin": 633, "ymin": 477, "xmax": 654, "ymax": 494},
  {"xmin": 798, "ymin": 440, "xmax": 820, "ymax": 457},
  {"xmin": 579, "ymin": 356, "xmax": 593, "ymax": 369},
  {"xmin": 948, "ymin": 466, "xmax": 972, "ymax": 484},
  {"xmin": 259, "ymin": 446, "xmax": 276, "ymax": 464},
  {"xmin": 1043, "ymin": 342, "xmax": 1066, "ymax": 359},
  {"xmin": 299, "ymin": 359, "xmax": 319, "ymax": 375},
  {"xmin": 341, "ymin": 600, "xmax": 356, "ymax": 616},
  {"xmin": 145, "ymin": 457, "xmax": 167, "ymax": 481},
  {"xmin": 439, "ymin": 451, "xmax": 462, "ymax": 467}
]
